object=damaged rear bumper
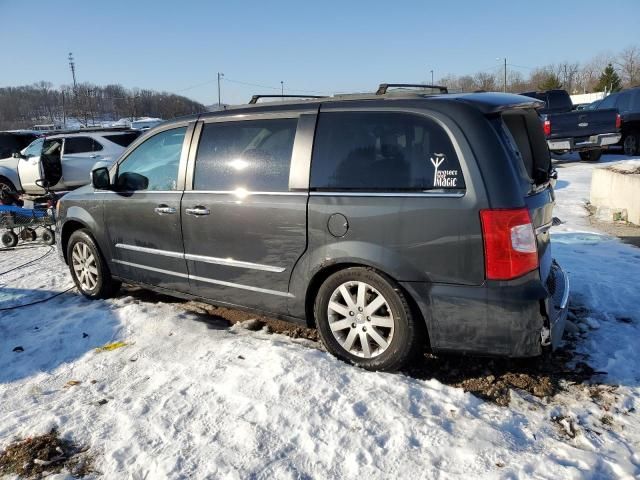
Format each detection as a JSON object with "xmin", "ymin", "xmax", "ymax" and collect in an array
[
  {"xmin": 541, "ymin": 260, "xmax": 570, "ymax": 349},
  {"xmin": 400, "ymin": 261, "xmax": 570, "ymax": 358}
]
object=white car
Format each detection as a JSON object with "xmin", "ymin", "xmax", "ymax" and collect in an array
[{"xmin": 0, "ymin": 130, "xmax": 140, "ymax": 195}]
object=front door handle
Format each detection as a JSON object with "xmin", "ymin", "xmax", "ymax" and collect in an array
[
  {"xmin": 185, "ymin": 206, "xmax": 210, "ymax": 216},
  {"xmin": 154, "ymin": 205, "xmax": 176, "ymax": 215}
]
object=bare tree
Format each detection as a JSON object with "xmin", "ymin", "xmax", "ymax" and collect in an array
[
  {"xmin": 474, "ymin": 71, "xmax": 498, "ymax": 91},
  {"xmin": 617, "ymin": 45, "xmax": 640, "ymax": 87}
]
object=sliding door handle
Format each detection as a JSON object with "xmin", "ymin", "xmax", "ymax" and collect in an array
[{"xmin": 185, "ymin": 206, "xmax": 210, "ymax": 216}]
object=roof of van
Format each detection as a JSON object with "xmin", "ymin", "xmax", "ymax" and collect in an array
[{"xmin": 170, "ymin": 91, "xmax": 544, "ymax": 125}]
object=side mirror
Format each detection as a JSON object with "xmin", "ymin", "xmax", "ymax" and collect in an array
[
  {"xmin": 12, "ymin": 152, "xmax": 25, "ymax": 159},
  {"xmin": 91, "ymin": 167, "xmax": 111, "ymax": 190},
  {"xmin": 116, "ymin": 171, "xmax": 148, "ymax": 191}
]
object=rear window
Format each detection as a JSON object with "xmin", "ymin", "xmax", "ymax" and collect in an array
[
  {"xmin": 311, "ymin": 112, "xmax": 465, "ymax": 191},
  {"xmin": 104, "ymin": 132, "xmax": 141, "ymax": 147},
  {"xmin": 498, "ymin": 111, "xmax": 551, "ymax": 185},
  {"xmin": 545, "ymin": 90, "xmax": 572, "ymax": 111}
]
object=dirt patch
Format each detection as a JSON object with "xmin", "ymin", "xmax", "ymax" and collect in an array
[
  {"xmin": 0, "ymin": 429, "xmax": 94, "ymax": 479},
  {"xmin": 405, "ymin": 346, "xmax": 593, "ymax": 406},
  {"xmin": 586, "ymin": 203, "xmax": 640, "ymax": 248}
]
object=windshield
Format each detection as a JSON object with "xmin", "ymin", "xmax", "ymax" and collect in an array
[{"xmin": 22, "ymin": 138, "xmax": 44, "ymax": 157}]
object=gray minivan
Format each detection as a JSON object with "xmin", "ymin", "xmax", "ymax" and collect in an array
[{"xmin": 56, "ymin": 86, "xmax": 569, "ymax": 371}]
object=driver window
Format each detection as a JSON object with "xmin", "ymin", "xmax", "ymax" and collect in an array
[{"xmin": 117, "ymin": 127, "xmax": 187, "ymax": 191}]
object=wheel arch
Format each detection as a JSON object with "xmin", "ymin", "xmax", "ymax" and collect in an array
[
  {"xmin": 60, "ymin": 219, "xmax": 89, "ymax": 263},
  {"xmin": 0, "ymin": 173, "xmax": 18, "ymax": 192},
  {"xmin": 302, "ymin": 261, "xmax": 431, "ymax": 349}
]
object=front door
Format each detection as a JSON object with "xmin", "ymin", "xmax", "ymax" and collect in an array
[
  {"xmin": 181, "ymin": 115, "xmax": 310, "ymax": 314},
  {"xmin": 104, "ymin": 124, "xmax": 193, "ymax": 292}
]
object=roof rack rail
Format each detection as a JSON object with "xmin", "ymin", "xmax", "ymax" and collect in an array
[
  {"xmin": 44, "ymin": 126, "xmax": 135, "ymax": 136},
  {"xmin": 248, "ymin": 94, "xmax": 328, "ymax": 104},
  {"xmin": 376, "ymin": 83, "xmax": 448, "ymax": 95}
]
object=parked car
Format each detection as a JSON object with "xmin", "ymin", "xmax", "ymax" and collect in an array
[
  {"xmin": 521, "ymin": 89, "xmax": 620, "ymax": 161},
  {"xmin": 593, "ymin": 87, "xmax": 640, "ymax": 155},
  {"xmin": 0, "ymin": 129, "xmax": 141, "ymax": 196},
  {"xmin": 56, "ymin": 86, "xmax": 569, "ymax": 372},
  {"xmin": 0, "ymin": 131, "xmax": 40, "ymax": 159},
  {"xmin": 0, "ymin": 131, "xmax": 41, "ymax": 194}
]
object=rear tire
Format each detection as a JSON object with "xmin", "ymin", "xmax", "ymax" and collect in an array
[
  {"xmin": 67, "ymin": 229, "xmax": 120, "ymax": 299},
  {"xmin": 1, "ymin": 231, "xmax": 18, "ymax": 248},
  {"xmin": 41, "ymin": 228, "xmax": 55, "ymax": 245},
  {"xmin": 314, "ymin": 267, "xmax": 424, "ymax": 372},
  {"xmin": 579, "ymin": 150, "xmax": 603, "ymax": 162},
  {"xmin": 623, "ymin": 132, "xmax": 639, "ymax": 156}
]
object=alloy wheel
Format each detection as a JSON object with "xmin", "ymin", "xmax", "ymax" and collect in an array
[
  {"xmin": 327, "ymin": 281, "xmax": 395, "ymax": 358},
  {"xmin": 71, "ymin": 242, "xmax": 99, "ymax": 292}
]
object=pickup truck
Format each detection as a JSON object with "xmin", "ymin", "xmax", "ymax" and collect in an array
[{"xmin": 521, "ymin": 89, "xmax": 621, "ymax": 161}]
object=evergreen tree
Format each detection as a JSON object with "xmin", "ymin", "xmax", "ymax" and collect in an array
[
  {"xmin": 538, "ymin": 73, "xmax": 562, "ymax": 90},
  {"xmin": 595, "ymin": 64, "xmax": 622, "ymax": 92}
]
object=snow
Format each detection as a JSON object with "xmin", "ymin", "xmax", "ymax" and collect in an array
[{"xmin": 1, "ymin": 154, "xmax": 640, "ymax": 479}]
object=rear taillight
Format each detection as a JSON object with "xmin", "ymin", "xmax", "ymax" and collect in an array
[
  {"xmin": 480, "ymin": 208, "xmax": 539, "ymax": 280},
  {"xmin": 543, "ymin": 119, "xmax": 551, "ymax": 136},
  {"xmin": 616, "ymin": 113, "xmax": 622, "ymax": 129}
]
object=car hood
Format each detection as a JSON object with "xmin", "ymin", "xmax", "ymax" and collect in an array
[{"xmin": 60, "ymin": 183, "xmax": 95, "ymax": 201}]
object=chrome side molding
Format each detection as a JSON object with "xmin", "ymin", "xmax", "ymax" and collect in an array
[{"xmin": 115, "ymin": 243, "xmax": 284, "ymax": 272}]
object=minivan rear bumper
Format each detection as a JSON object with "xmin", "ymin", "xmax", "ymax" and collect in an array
[{"xmin": 400, "ymin": 261, "xmax": 569, "ymax": 358}]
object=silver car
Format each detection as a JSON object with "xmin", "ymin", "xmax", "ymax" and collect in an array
[{"xmin": 1, "ymin": 129, "xmax": 140, "ymax": 196}]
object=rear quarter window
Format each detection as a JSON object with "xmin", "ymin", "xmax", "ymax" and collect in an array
[
  {"xmin": 310, "ymin": 111, "xmax": 465, "ymax": 191},
  {"xmin": 104, "ymin": 132, "xmax": 141, "ymax": 148}
]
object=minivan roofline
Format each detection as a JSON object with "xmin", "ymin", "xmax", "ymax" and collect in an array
[{"xmin": 173, "ymin": 92, "xmax": 544, "ymax": 126}]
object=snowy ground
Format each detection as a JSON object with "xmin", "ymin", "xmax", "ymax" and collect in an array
[{"xmin": 1, "ymin": 154, "xmax": 639, "ymax": 479}]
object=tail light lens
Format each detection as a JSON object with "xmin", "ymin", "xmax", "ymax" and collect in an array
[
  {"xmin": 543, "ymin": 119, "xmax": 551, "ymax": 136},
  {"xmin": 480, "ymin": 208, "xmax": 539, "ymax": 280},
  {"xmin": 616, "ymin": 113, "xmax": 622, "ymax": 129}
]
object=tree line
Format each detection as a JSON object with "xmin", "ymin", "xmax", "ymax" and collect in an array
[
  {"xmin": 0, "ymin": 82, "xmax": 207, "ymax": 130},
  {"xmin": 437, "ymin": 45, "xmax": 639, "ymax": 94}
]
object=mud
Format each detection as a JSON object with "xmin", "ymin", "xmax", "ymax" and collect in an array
[{"xmin": 0, "ymin": 429, "xmax": 94, "ymax": 479}]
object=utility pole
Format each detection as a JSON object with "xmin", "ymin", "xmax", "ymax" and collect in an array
[
  {"xmin": 217, "ymin": 72, "xmax": 224, "ymax": 107},
  {"xmin": 281, "ymin": 81, "xmax": 284, "ymax": 99},
  {"xmin": 62, "ymin": 91, "xmax": 66, "ymax": 128},
  {"xmin": 430, "ymin": 70, "xmax": 434, "ymax": 85},
  {"xmin": 503, "ymin": 57, "xmax": 507, "ymax": 93},
  {"xmin": 68, "ymin": 53, "xmax": 77, "ymax": 91}
]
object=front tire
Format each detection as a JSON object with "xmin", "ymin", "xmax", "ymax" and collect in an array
[
  {"xmin": 579, "ymin": 149, "xmax": 602, "ymax": 162},
  {"xmin": 1, "ymin": 231, "xmax": 18, "ymax": 248},
  {"xmin": 0, "ymin": 177, "xmax": 16, "ymax": 197},
  {"xmin": 314, "ymin": 267, "xmax": 423, "ymax": 372},
  {"xmin": 67, "ymin": 229, "xmax": 120, "ymax": 299}
]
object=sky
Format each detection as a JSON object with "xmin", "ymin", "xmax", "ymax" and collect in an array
[{"xmin": 1, "ymin": 0, "xmax": 638, "ymax": 106}]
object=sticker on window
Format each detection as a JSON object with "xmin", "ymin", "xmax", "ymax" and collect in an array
[{"xmin": 430, "ymin": 153, "xmax": 459, "ymax": 188}]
